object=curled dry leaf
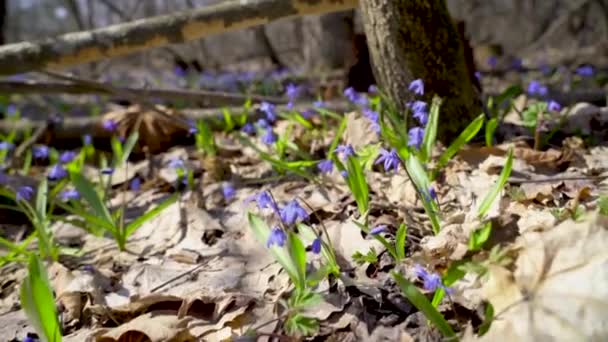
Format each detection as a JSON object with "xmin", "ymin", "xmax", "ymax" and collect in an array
[
  {"xmin": 475, "ymin": 211, "xmax": 608, "ymax": 341},
  {"xmin": 101, "ymin": 104, "xmax": 188, "ymax": 154},
  {"xmin": 343, "ymin": 111, "xmax": 380, "ymax": 149},
  {"xmin": 94, "ymin": 312, "xmax": 195, "ymax": 342}
]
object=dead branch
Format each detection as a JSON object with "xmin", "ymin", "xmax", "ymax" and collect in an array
[
  {"xmin": 0, "ymin": 80, "xmax": 286, "ymax": 107},
  {"xmin": 0, "ymin": 0, "xmax": 357, "ymax": 76}
]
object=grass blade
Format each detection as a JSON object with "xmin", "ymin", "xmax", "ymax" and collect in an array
[
  {"xmin": 392, "ymin": 271, "xmax": 455, "ymax": 339},
  {"xmin": 477, "ymin": 148, "xmax": 513, "ymax": 218},
  {"xmin": 69, "ymin": 171, "xmax": 114, "ymax": 227},
  {"xmin": 437, "ymin": 114, "xmax": 484, "ymax": 171},
  {"xmin": 288, "ymin": 232, "xmax": 307, "ymax": 291},
  {"xmin": 403, "ymin": 154, "xmax": 441, "ymax": 233},
  {"xmin": 120, "ymin": 131, "xmax": 140, "ymax": 165},
  {"xmin": 20, "ymin": 254, "xmax": 62, "ymax": 342},
  {"xmin": 395, "ymin": 223, "xmax": 407, "ymax": 261},
  {"xmin": 421, "ymin": 96, "xmax": 442, "ymax": 163},
  {"xmin": 124, "ymin": 194, "xmax": 178, "ymax": 238}
]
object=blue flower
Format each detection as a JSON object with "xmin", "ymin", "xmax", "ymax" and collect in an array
[
  {"xmin": 334, "ymin": 144, "xmax": 355, "ymax": 160},
  {"xmin": 375, "ymin": 148, "xmax": 401, "ymax": 172},
  {"xmin": 260, "ymin": 102, "xmax": 277, "ymax": 122},
  {"xmin": 317, "ymin": 159, "xmax": 334, "ymax": 174},
  {"xmin": 16, "ymin": 186, "xmax": 34, "ymax": 201},
  {"xmin": 0, "ymin": 141, "xmax": 14, "ymax": 151},
  {"xmin": 48, "ymin": 164, "xmax": 67, "ymax": 181},
  {"xmin": 188, "ymin": 125, "xmax": 198, "ymax": 135},
  {"xmin": 511, "ymin": 57, "xmax": 523, "ymax": 70},
  {"xmin": 408, "ymin": 100, "xmax": 428, "ymax": 125},
  {"xmin": 344, "ymin": 87, "xmax": 368, "ymax": 107},
  {"xmin": 6, "ymin": 104, "xmax": 17, "ymax": 117},
  {"xmin": 414, "ymin": 264, "xmax": 451, "ymax": 293},
  {"xmin": 429, "ymin": 187, "xmax": 437, "ymax": 201},
  {"xmin": 362, "ymin": 108, "xmax": 381, "ymax": 133},
  {"xmin": 285, "ymin": 83, "xmax": 300, "ymax": 102},
  {"xmin": 102, "ymin": 119, "xmax": 118, "ymax": 132},
  {"xmin": 266, "ymin": 227, "xmax": 287, "ymax": 248},
  {"xmin": 222, "ymin": 182, "xmax": 236, "ymax": 200},
  {"xmin": 311, "ymin": 237, "xmax": 322, "ymax": 254},
  {"xmin": 474, "ymin": 71, "xmax": 481, "ymax": 80},
  {"xmin": 368, "ymin": 85, "xmax": 378, "ymax": 94},
  {"xmin": 83, "ymin": 134, "xmax": 92, "ymax": 146},
  {"xmin": 174, "ymin": 65, "xmax": 188, "ymax": 78},
  {"xmin": 130, "ymin": 177, "xmax": 141, "ymax": 191},
  {"xmin": 59, "ymin": 151, "xmax": 77, "ymax": 164},
  {"xmin": 340, "ymin": 170, "xmax": 348, "ymax": 178},
  {"xmin": 261, "ymin": 129, "xmax": 277, "ymax": 145},
  {"xmin": 168, "ymin": 158, "xmax": 185, "ymax": 169},
  {"xmin": 408, "ymin": 79, "xmax": 424, "ymax": 95},
  {"xmin": 279, "ymin": 200, "xmax": 309, "ymax": 225},
  {"xmin": 101, "ymin": 167, "xmax": 114, "ymax": 175},
  {"xmin": 256, "ymin": 118, "xmax": 270, "ymax": 129},
  {"xmin": 547, "ymin": 100, "xmax": 561, "ymax": 112},
  {"xmin": 300, "ymin": 109, "xmax": 315, "ymax": 119},
  {"xmin": 370, "ymin": 225, "xmax": 387, "ymax": 235},
  {"xmin": 32, "ymin": 145, "xmax": 49, "ymax": 159},
  {"xmin": 255, "ymin": 191, "xmax": 279, "ymax": 212},
  {"xmin": 313, "ymin": 100, "xmax": 326, "ymax": 108},
  {"xmin": 241, "ymin": 123, "xmax": 255, "ymax": 135},
  {"xmin": 487, "ymin": 56, "xmax": 497, "ymax": 69},
  {"xmin": 527, "ymin": 80, "xmax": 548, "ymax": 96},
  {"xmin": 59, "ymin": 189, "xmax": 80, "ymax": 202},
  {"xmin": 576, "ymin": 65, "xmax": 594, "ymax": 77},
  {"xmin": 408, "ymin": 127, "xmax": 425, "ymax": 149}
]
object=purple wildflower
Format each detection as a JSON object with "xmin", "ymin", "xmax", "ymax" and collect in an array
[
  {"xmin": 414, "ymin": 264, "xmax": 451, "ymax": 293},
  {"xmin": 408, "ymin": 127, "xmax": 425, "ymax": 149},
  {"xmin": 101, "ymin": 167, "xmax": 114, "ymax": 175},
  {"xmin": 313, "ymin": 100, "xmax": 325, "ymax": 108},
  {"xmin": 255, "ymin": 191, "xmax": 279, "ymax": 212},
  {"xmin": 362, "ymin": 108, "xmax": 381, "ymax": 133},
  {"xmin": 334, "ymin": 144, "xmax": 355, "ymax": 160},
  {"xmin": 130, "ymin": 177, "xmax": 141, "ymax": 191},
  {"xmin": 174, "ymin": 65, "xmax": 188, "ymax": 78},
  {"xmin": 59, "ymin": 189, "xmax": 80, "ymax": 202},
  {"xmin": 83, "ymin": 134, "xmax": 92, "ymax": 146},
  {"xmin": 368, "ymin": 85, "xmax": 378, "ymax": 94},
  {"xmin": 48, "ymin": 164, "xmax": 67, "ymax": 181},
  {"xmin": 576, "ymin": 65, "xmax": 594, "ymax": 77},
  {"xmin": 260, "ymin": 102, "xmax": 277, "ymax": 122},
  {"xmin": 340, "ymin": 170, "xmax": 348, "ymax": 178},
  {"xmin": 429, "ymin": 187, "xmax": 437, "ymax": 201},
  {"xmin": 311, "ymin": 237, "xmax": 322, "ymax": 254},
  {"xmin": 222, "ymin": 182, "xmax": 236, "ymax": 200},
  {"xmin": 266, "ymin": 227, "xmax": 287, "ymax": 248},
  {"xmin": 6, "ymin": 104, "xmax": 17, "ymax": 117},
  {"xmin": 261, "ymin": 129, "xmax": 277, "ymax": 145},
  {"xmin": 32, "ymin": 145, "xmax": 49, "ymax": 159},
  {"xmin": 408, "ymin": 79, "xmax": 424, "ymax": 95},
  {"xmin": 375, "ymin": 148, "xmax": 401, "ymax": 172},
  {"xmin": 168, "ymin": 158, "xmax": 185, "ymax": 170},
  {"xmin": 0, "ymin": 141, "xmax": 14, "ymax": 151},
  {"xmin": 59, "ymin": 151, "xmax": 77, "ymax": 164},
  {"xmin": 487, "ymin": 56, "xmax": 497, "ymax": 69},
  {"xmin": 547, "ymin": 100, "xmax": 561, "ymax": 112},
  {"xmin": 317, "ymin": 159, "xmax": 334, "ymax": 174},
  {"xmin": 344, "ymin": 87, "xmax": 368, "ymax": 107},
  {"xmin": 241, "ymin": 123, "xmax": 255, "ymax": 135},
  {"xmin": 279, "ymin": 200, "xmax": 309, "ymax": 225},
  {"xmin": 102, "ymin": 119, "xmax": 118, "ymax": 133},
  {"xmin": 256, "ymin": 118, "xmax": 270, "ymax": 129},
  {"xmin": 285, "ymin": 83, "xmax": 300, "ymax": 101},
  {"xmin": 511, "ymin": 57, "xmax": 523, "ymax": 70},
  {"xmin": 370, "ymin": 225, "xmax": 387, "ymax": 235},
  {"xmin": 527, "ymin": 80, "xmax": 548, "ymax": 97},
  {"xmin": 16, "ymin": 186, "xmax": 34, "ymax": 201},
  {"xmin": 474, "ymin": 71, "xmax": 481, "ymax": 80}
]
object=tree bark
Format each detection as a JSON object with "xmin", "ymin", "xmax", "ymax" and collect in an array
[
  {"xmin": 0, "ymin": 0, "xmax": 356, "ymax": 76},
  {"xmin": 359, "ymin": 0, "xmax": 481, "ymax": 141},
  {"xmin": 0, "ymin": 0, "xmax": 5, "ymax": 45}
]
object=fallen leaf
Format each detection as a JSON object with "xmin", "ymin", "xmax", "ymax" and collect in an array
[{"xmin": 94, "ymin": 312, "xmax": 195, "ymax": 342}]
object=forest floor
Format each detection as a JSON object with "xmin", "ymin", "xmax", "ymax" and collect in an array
[{"xmin": 0, "ymin": 64, "xmax": 607, "ymax": 342}]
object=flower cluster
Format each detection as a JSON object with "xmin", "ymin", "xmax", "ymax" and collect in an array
[{"xmin": 406, "ymin": 79, "xmax": 426, "ymax": 150}]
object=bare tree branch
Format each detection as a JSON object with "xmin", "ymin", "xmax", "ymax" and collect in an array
[{"xmin": 0, "ymin": 0, "xmax": 357, "ymax": 76}]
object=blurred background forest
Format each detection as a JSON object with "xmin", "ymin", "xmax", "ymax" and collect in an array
[{"xmin": 2, "ymin": 0, "xmax": 607, "ymax": 76}]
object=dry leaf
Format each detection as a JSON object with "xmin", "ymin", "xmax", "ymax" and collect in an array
[
  {"xmin": 476, "ymin": 211, "xmax": 608, "ymax": 341},
  {"xmin": 94, "ymin": 312, "xmax": 194, "ymax": 342}
]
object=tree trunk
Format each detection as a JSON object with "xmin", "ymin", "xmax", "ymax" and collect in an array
[
  {"xmin": 0, "ymin": 0, "xmax": 5, "ymax": 45},
  {"xmin": 359, "ymin": 0, "xmax": 481, "ymax": 141}
]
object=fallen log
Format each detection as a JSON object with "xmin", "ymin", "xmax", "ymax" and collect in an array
[
  {"xmin": 0, "ymin": 80, "xmax": 286, "ymax": 107},
  {"xmin": 0, "ymin": 0, "xmax": 357, "ymax": 76}
]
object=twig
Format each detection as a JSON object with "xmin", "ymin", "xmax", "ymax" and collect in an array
[{"xmin": 507, "ymin": 175, "xmax": 607, "ymax": 185}]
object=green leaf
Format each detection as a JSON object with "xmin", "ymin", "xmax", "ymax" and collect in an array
[
  {"xmin": 35, "ymin": 178, "xmax": 48, "ymax": 223},
  {"xmin": 437, "ymin": 114, "xmax": 484, "ymax": 171},
  {"xmin": 392, "ymin": 272, "xmax": 455, "ymax": 339},
  {"xmin": 421, "ymin": 96, "xmax": 442, "ymax": 163},
  {"xmin": 328, "ymin": 117, "xmax": 348, "ymax": 157},
  {"xmin": 431, "ymin": 259, "xmax": 467, "ymax": 307},
  {"xmin": 477, "ymin": 148, "xmax": 513, "ymax": 219},
  {"xmin": 120, "ymin": 131, "xmax": 139, "ymax": 166},
  {"xmin": 70, "ymin": 172, "xmax": 114, "ymax": 227},
  {"xmin": 468, "ymin": 221, "xmax": 493, "ymax": 251},
  {"xmin": 124, "ymin": 194, "xmax": 178, "ymax": 238},
  {"xmin": 395, "ymin": 223, "xmax": 407, "ymax": 261},
  {"xmin": 345, "ymin": 155, "xmax": 369, "ymax": 216},
  {"xmin": 285, "ymin": 314, "xmax": 319, "ymax": 337},
  {"xmin": 248, "ymin": 213, "xmax": 299, "ymax": 285},
  {"xmin": 288, "ymin": 232, "xmax": 308, "ymax": 291},
  {"xmin": 485, "ymin": 117, "xmax": 498, "ymax": 147},
  {"xmin": 20, "ymin": 255, "xmax": 62, "ymax": 342},
  {"xmin": 479, "ymin": 303, "xmax": 495, "ymax": 336},
  {"xmin": 403, "ymin": 154, "xmax": 441, "ymax": 233},
  {"xmin": 222, "ymin": 108, "xmax": 235, "ymax": 131}
]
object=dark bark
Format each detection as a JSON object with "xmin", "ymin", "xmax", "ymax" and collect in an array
[
  {"xmin": 360, "ymin": 0, "xmax": 482, "ymax": 141},
  {"xmin": 0, "ymin": 0, "xmax": 5, "ymax": 45}
]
